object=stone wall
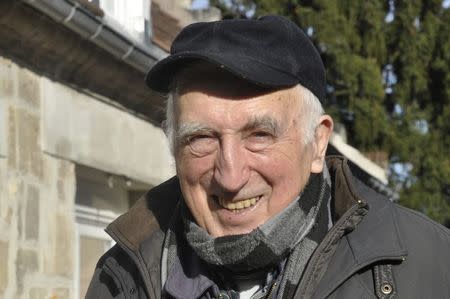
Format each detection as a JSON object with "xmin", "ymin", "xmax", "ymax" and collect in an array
[
  {"xmin": 0, "ymin": 55, "xmax": 174, "ymax": 299},
  {"xmin": 0, "ymin": 55, "xmax": 76, "ymax": 299}
]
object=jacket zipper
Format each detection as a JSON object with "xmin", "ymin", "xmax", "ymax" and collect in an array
[{"xmin": 266, "ymin": 282, "xmax": 277, "ymax": 298}]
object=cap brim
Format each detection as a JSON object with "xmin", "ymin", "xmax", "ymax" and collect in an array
[{"xmin": 145, "ymin": 51, "xmax": 299, "ymax": 93}]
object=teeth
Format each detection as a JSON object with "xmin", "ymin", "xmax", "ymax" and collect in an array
[{"xmin": 218, "ymin": 197, "xmax": 260, "ymax": 211}]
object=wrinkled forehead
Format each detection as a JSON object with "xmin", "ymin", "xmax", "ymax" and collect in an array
[{"xmin": 172, "ymin": 61, "xmax": 281, "ymax": 100}]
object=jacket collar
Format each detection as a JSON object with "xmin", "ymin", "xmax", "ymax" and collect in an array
[{"xmin": 312, "ymin": 157, "xmax": 408, "ymax": 299}]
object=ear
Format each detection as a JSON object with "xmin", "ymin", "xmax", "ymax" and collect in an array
[{"xmin": 311, "ymin": 115, "xmax": 333, "ymax": 173}]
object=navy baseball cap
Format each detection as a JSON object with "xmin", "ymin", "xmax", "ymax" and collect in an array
[{"xmin": 145, "ymin": 15, "xmax": 326, "ymax": 103}]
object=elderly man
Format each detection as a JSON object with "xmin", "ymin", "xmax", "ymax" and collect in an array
[{"xmin": 87, "ymin": 16, "xmax": 450, "ymax": 299}]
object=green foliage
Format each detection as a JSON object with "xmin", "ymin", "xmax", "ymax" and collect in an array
[
  {"xmin": 213, "ymin": 0, "xmax": 450, "ymax": 225},
  {"xmin": 386, "ymin": 1, "xmax": 450, "ymax": 224},
  {"xmin": 210, "ymin": 0, "xmax": 256, "ymax": 18}
]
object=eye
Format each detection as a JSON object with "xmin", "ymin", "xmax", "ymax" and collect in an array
[
  {"xmin": 252, "ymin": 131, "xmax": 272, "ymax": 138},
  {"xmin": 245, "ymin": 131, "xmax": 275, "ymax": 151},
  {"xmin": 187, "ymin": 134, "xmax": 218, "ymax": 155}
]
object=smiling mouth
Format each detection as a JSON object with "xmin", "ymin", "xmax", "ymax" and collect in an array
[{"xmin": 216, "ymin": 196, "xmax": 261, "ymax": 211}]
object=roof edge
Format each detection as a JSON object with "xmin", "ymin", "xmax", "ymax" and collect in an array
[
  {"xmin": 330, "ymin": 133, "xmax": 388, "ymax": 185},
  {"xmin": 21, "ymin": 0, "xmax": 167, "ymax": 73}
]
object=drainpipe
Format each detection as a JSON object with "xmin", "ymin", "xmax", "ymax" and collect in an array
[{"xmin": 21, "ymin": 0, "xmax": 167, "ymax": 73}]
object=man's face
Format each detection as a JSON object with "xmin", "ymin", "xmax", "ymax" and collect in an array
[{"xmin": 174, "ymin": 70, "xmax": 324, "ymax": 237}]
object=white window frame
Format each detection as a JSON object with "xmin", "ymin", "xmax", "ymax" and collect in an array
[
  {"xmin": 74, "ymin": 204, "xmax": 119, "ymax": 299},
  {"xmin": 99, "ymin": 0, "xmax": 149, "ymax": 37}
]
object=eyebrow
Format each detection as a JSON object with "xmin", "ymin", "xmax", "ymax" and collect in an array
[
  {"xmin": 175, "ymin": 115, "xmax": 281, "ymax": 145},
  {"xmin": 175, "ymin": 122, "xmax": 215, "ymax": 145},
  {"xmin": 243, "ymin": 115, "xmax": 281, "ymax": 136}
]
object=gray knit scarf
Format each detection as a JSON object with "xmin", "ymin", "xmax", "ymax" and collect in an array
[{"xmin": 183, "ymin": 169, "xmax": 331, "ymax": 285}]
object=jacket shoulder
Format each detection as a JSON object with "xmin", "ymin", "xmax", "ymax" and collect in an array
[
  {"xmin": 107, "ymin": 176, "xmax": 181, "ymax": 252},
  {"xmin": 356, "ymin": 177, "xmax": 450, "ymax": 254},
  {"xmin": 389, "ymin": 204, "xmax": 450, "ymax": 297},
  {"xmin": 85, "ymin": 245, "xmax": 148, "ymax": 299},
  {"xmin": 394, "ymin": 203, "xmax": 450, "ymax": 247},
  {"xmin": 98, "ymin": 177, "xmax": 181, "ymax": 298}
]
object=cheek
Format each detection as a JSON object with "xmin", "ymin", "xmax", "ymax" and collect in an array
[
  {"xmin": 176, "ymin": 151, "xmax": 215, "ymax": 186},
  {"xmin": 256, "ymin": 139, "xmax": 307, "ymax": 172},
  {"xmin": 253, "ymin": 143, "xmax": 312, "ymax": 194},
  {"xmin": 253, "ymin": 152, "xmax": 301, "ymax": 186}
]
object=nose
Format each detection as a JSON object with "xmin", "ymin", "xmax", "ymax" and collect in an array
[{"xmin": 213, "ymin": 135, "xmax": 250, "ymax": 193}]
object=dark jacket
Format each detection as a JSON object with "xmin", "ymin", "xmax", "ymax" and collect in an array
[{"xmin": 86, "ymin": 156, "xmax": 450, "ymax": 298}]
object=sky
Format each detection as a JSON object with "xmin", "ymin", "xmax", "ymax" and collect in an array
[{"xmin": 191, "ymin": 0, "xmax": 210, "ymax": 10}]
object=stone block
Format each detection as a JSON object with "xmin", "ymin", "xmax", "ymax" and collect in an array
[
  {"xmin": 16, "ymin": 109, "xmax": 43, "ymax": 179},
  {"xmin": 57, "ymin": 180, "xmax": 65, "ymax": 202},
  {"xmin": 16, "ymin": 109, "xmax": 33, "ymax": 172},
  {"xmin": 15, "ymin": 180, "xmax": 25, "ymax": 239},
  {"xmin": 7, "ymin": 106, "xmax": 16, "ymax": 169},
  {"xmin": 25, "ymin": 185, "xmax": 40, "ymax": 241},
  {"xmin": 27, "ymin": 184, "xmax": 39, "ymax": 202},
  {"xmin": 0, "ymin": 56, "xmax": 15, "ymax": 98},
  {"xmin": 18, "ymin": 67, "xmax": 40, "ymax": 109},
  {"xmin": 31, "ymin": 156, "xmax": 44, "ymax": 180},
  {"xmin": 0, "ymin": 99, "xmax": 7, "ymax": 158},
  {"xmin": 50, "ymin": 288, "xmax": 69, "ymax": 299},
  {"xmin": 16, "ymin": 248, "xmax": 38, "ymax": 293},
  {"xmin": 4, "ymin": 207, "xmax": 12, "ymax": 226},
  {"xmin": 29, "ymin": 288, "xmax": 47, "ymax": 299},
  {"xmin": 58, "ymin": 160, "xmax": 74, "ymax": 181},
  {"xmin": 0, "ymin": 240, "xmax": 8, "ymax": 293},
  {"xmin": 54, "ymin": 213, "xmax": 74, "ymax": 277},
  {"xmin": 18, "ymin": 199, "xmax": 23, "ymax": 240},
  {"xmin": 57, "ymin": 161, "xmax": 75, "ymax": 202},
  {"xmin": 0, "ymin": 159, "xmax": 4, "ymax": 216}
]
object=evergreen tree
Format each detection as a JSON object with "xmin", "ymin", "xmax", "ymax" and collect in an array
[
  {"xmin": 387, "ymin": 0, "xmax": 449, "ymax": 224},
  {"xmin": 211, "ymin": 0, "xmax": 450, "ymax": 225}
]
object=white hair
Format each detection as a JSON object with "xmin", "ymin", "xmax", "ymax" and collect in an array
[
  {"xmin": 163, "ymin": 92, "xmax": 176, "ymax": 155},
  {"xmin": 164, "ymin": 84, "xmax": 324, "ymax": 155},
  {"xmin": 297, "ymin": 84, "xmax": 325, "ymax": 144}
]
